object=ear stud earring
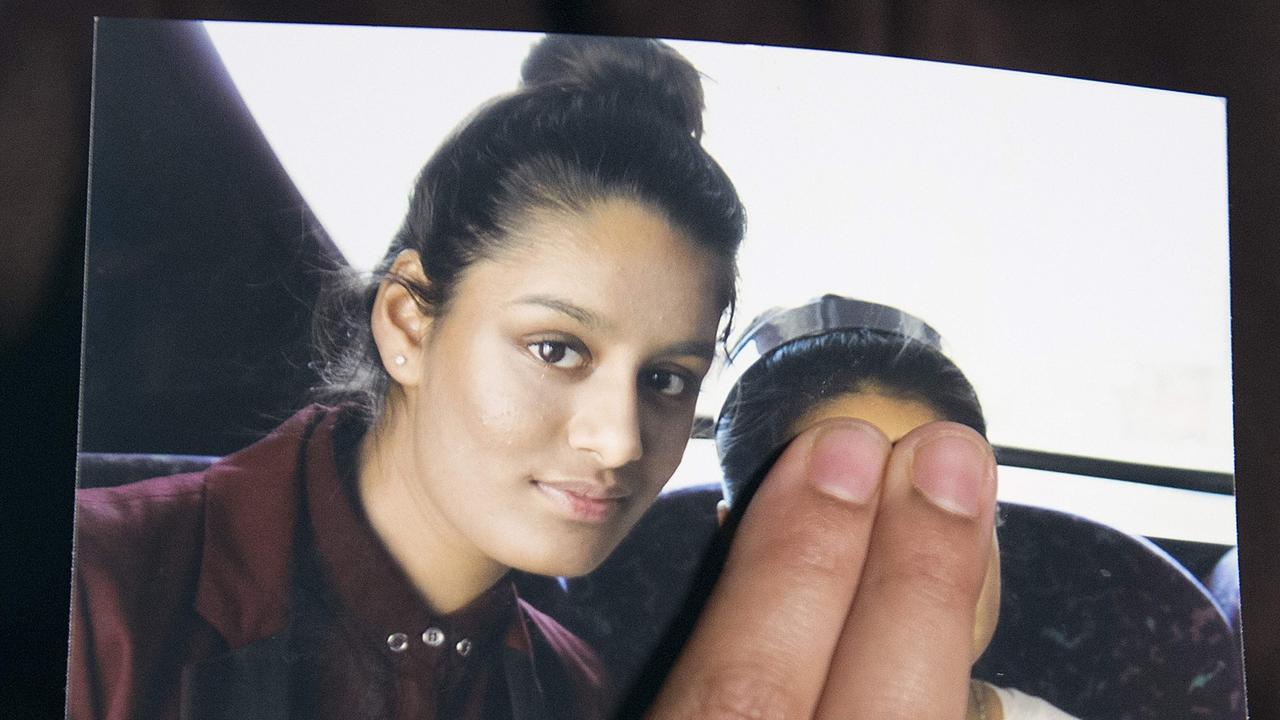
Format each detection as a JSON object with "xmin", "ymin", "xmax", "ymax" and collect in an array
[{"xmin": 393, "ymin": 354, "xmax": 407, "ymax": 366}]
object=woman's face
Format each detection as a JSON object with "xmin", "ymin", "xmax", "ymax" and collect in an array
[
  {"xmin": 386, "ymin": 197, "xmax": 724, "ymax": 578},
  {"xmin": 793, "ymin": 389, "xmax": 1002, "ymax": 663}
]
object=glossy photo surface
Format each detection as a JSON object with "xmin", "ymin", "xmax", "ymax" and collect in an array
[{"xmin": 74, "ymin": 19, "xmax": 1242, "ymax": 720}]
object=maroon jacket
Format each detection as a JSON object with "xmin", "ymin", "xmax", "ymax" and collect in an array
[{"xmin": 69, "ymin": 406, "xmax": 607, "ymax": 720}]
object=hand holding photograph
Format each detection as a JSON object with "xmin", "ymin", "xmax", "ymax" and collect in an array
[{"xmin": 70, "ymin": 19, "xmax": 1242, "ymax": 720}]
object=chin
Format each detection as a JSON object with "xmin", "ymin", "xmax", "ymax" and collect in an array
[{"xmin": 504, "ymin": 536, "xmax": 619, "ymax": 579}]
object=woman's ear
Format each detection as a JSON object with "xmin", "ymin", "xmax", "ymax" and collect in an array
[
  {"xmin": 370, "ymin": 249, "xmax": 432, "ymax": 388},
  {"xmin": 716, "ymin": 498, "xmax": 730, "ymax": 526}
]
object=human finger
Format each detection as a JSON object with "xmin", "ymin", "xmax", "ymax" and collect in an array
[
  {"xmin": 815, "ymin": 421, "xmax": 997, "ymax": 719},
  {"xmin": 643, "ymin": 418, "xmax": 891, "ymax": 720}
]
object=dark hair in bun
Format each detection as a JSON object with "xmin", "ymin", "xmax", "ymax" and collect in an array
[
  {"xmin": 520, "ymin": 34, "xmax": 705, "ymax": 138},
  {"xmin": 314, "ymin": 34, "xmax": 746, "ymax": 418}
]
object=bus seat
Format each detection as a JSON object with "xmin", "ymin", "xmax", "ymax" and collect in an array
[
  {"xmin": 561, "ymin": 484, "xmax": 1246, "ymax": 720},
  {"xmin": 1206, "ymin": 546, "xmax": 1242, "ymax": 637},
  {"xmin": 976, "ymin": 501, "xmax": 1245, "ymax": 719}
]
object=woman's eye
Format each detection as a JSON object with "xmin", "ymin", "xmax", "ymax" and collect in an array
[
  {"xmin": 529, "ymin": 340, "xmax": 586, "ymax": 369},
  {"xmin": 643, "ymin": 369, "xmax": 690, "ymax": 398}
]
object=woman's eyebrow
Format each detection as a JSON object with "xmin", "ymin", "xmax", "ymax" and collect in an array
[
  {"xmin": 511, "ymin": 295, "xmax": 607, "ymax": 330},
  {"xmin": 662, "ymin": 340, "xmax": 717, "ymax": 362},
  {"xmin": 509, "ymin": 295, "xmax": 715, "ymax": 360}
]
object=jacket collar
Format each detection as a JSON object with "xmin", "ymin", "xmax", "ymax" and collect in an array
[
  {"xmin": 193, "ymin": 405, "xmax": 329, "ymax": 648},
  {"xmin": 184, "ymin": 405, "xmax": 563, "ymax": 720}
]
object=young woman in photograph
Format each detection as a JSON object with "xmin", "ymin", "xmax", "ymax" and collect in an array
[
  {"xmin": 71, "ymin": 33, "xmax": 744, "ymax": 720},
  {"xmin": 69, "ymin": 32, "xmax": 1000, "ymax": 720},
  {"xmin": 716, "ymin": 295, "xmax": 1079, "ymax": 720}
]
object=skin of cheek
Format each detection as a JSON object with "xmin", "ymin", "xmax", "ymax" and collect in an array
[
  {"xmin": 633, "ymin": 394, "xmax": 698, "ymax": 508},
  {"xmin": 408, "ymin": 317, "xmax": 598, "ymax": 577},
  {"xmin": 972, "ymin": 528, "xmax": 1002, "ymax": 662}
]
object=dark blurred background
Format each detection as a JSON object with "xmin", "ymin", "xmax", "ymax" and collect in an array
[{"xmin": 3, "ymin": 1, "xmax": 1276, "ymax": 716}]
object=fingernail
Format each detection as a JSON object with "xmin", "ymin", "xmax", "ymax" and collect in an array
[
  {"xmin": 808, "ymin": 423, "xmax": 885, "ymax": 504},
  {"xmin": 912, "ymin": 434, "xmax": 991, "ymax": 517}
]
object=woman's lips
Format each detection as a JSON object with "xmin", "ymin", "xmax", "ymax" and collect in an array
[{"xmin": 533, "ymin": 480, "xmax": 628, "ymax": 523}]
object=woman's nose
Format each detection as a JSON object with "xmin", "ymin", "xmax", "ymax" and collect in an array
[{"xmin": 567, "ymin": 371, "xmax": 644, "ymax": 469}]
